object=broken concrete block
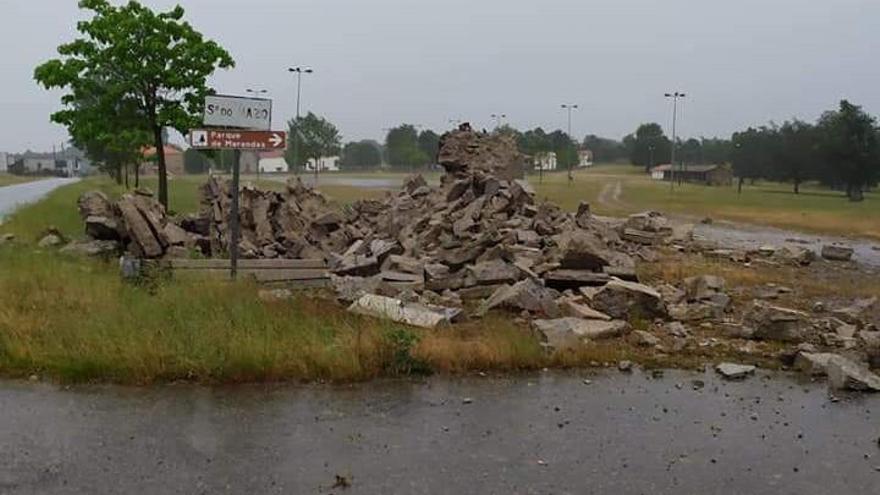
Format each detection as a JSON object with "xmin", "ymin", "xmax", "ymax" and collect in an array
[
  {"xmin": 555, "ymin": 230, "xmax": 610, "ymax": 270},
  {"xmin": 821, "ymin": 244, "xmax": 854, "ymax": 262},
  {"xmin": 543, "ymin": 269, "xmax": 611, "ymax": 290},
  {"xmin": 590, "ymin": 280, "xmax": 667, "ymax": 320},
  {"xmin": 348, "ymin": 293, "xmax": 461, "ymax": 329},
  {"xmin": 60, "ymin": 240, "xmax": 119, "ymax": 257},
  {"xmin": 468, "ymin": 259, "xmax": 522, "ymax": 285},
  {"xmin": 478, "ymin": 279, "xmax": 561, "ymax": 318},
  {"xmin": 826, "ymin": 355, "xmax": 880, "ymax": 392},
  {"xmin": 745, "ymin": 301, "xmax": 807, "ymax": 342},
  {"xmin": 561, "ymin": 300, "xmax": 612, "ymax": 321},
  {"xmin": 684, "ymin": 275, "xmax": 726, "ymax": 301},
  {"xmin": 532, "ymin": 318, "xmax": 630, "ymax": 351},
  {"xmin": 715, "ymin": 362, "xmax": 756, "ymax": 380},
  {"xmin": 794, "ymin": 352, "xmax": 838, "ymax": 376}
]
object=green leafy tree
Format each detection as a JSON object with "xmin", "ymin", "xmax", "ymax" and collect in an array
[
  {"xmin": 626, "ymin": 123, "xmax": 671, "ymax": 170},
  {"xmin": 417, "ymin": 130, "xmax": 440, "ymax": 163},
  {"xmin": 817, "ymin": 100, "xmax": 879, "ymax": 201},
  {"xmin": 680, "ymin": 138, "xmax": 703, "ymax": 165},
  {"xmin": 583, "ymin": 135, "xmax": 627, "ymax": 163},
  {"xmin": 34, "ymin": 0, "xmax": 234, "ymax": 209},
  {"xmin": 731, "ymin": 126, "xmax": 775, "ymax": 193},
  {"xmin": 183, "ymin": 148, "xmax": 213, "ymax": 174},
  {"xmin": 771, "ymin": 120, "xmax": 818, "ymax": 194},
  {"xmin": 548, "ymin": 130, "xmax": 578, "ymax": 171},
  {"xmin": 285, "ymin": 112, "xmax": 342, "ymax": 173},
  {"xmin": 340, "ymin": 140, "xmax": 382, "ymax": 170},
  {"xmin": 385, "ymin": 125, "xmax": 427, "ymax": 170},
  {"xmin": 700, "ymin": 137, "xmax": 733, "ymax": 165}
]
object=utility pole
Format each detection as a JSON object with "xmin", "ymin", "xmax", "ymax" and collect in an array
[
  {"xmin": 288, "ymin": 66, "xmax": 313, "ymax": 176},
  {"xmin": 561, "ymin": 104, "xmax": 578, "ymax": 183},
  {"xmin": 664, "ymin": 92, "xmax": 685, "ymax": 191},
  {"xmin": 648, "ymin": 144, "xmax": 655, "ymax": 173}
]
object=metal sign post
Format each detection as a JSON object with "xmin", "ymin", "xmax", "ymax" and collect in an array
[
  {"xmin": 228, "ymin": 150, "xmax": 241, "ymax": 279},
  {"xmin": 194, "ymin": 94, "xmax": 285, "ymax": 281}
]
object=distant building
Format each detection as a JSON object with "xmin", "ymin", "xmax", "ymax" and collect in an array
[
  {"xmin": 534, "ymin": 151, "xmax": 557, "ymax": 171},
  {"xmin": 258, "ymin": 151, "xmax": 288, "ymax": 173},
  {"xmin": 305, "ymin": 156, "xmax": 340, "ymax": 172},
  {"xmin": 650, "ymin": 164, "xmax": 733, "ymax": 186},
  {"xmin": 140, "ymin": 145, "xmax": 184, "ymax": 176},
  {"xmin": 12, "ymin": 157, "xmax": 59, "ymax": 175},
  {"xmin": 578, "ymin": 149, "xmax": 594, "ymax": 168}
]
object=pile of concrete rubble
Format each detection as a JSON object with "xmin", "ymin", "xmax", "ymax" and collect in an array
[{"xmin": 68, "ymin": 124, "xmax": 880, "ymax": 392}]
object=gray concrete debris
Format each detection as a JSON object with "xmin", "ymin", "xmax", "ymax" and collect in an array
[
  {"xmin": 794, "ymin": 352, "xmax": 838, "ymax": 376},
  {"xmin": 773, "ymin": 245, "xmax": 815, "ymax": 266},
  {"xmin": 348, "ymin": 293, "xmax": 462, "ymax": 329},
  {"xmin": 437, "ymin": 123, "xmax": 526, "ymax": 180},
  {"xmin": 832, "ymin": 297, "xmax": 877, "ymax": 327},
  {"xmin": 821, "ymin": 244, "xmax": 854, "ymax": 262},
  {"xmin": 478, "ymin": 279, "xmax": 561, "ymax": 318},
  {"xmin": 826, "ymin": 355, "xmax": 880, "ymax": 392},
  {"xmin": 745, "ymin": 301, "xmax": 808, "ymax": 342},
  {"xmin": 590, "ymin": 279, "xmax": 667, "ymax": 320},
  {"xmin": 715, "ymin": 362, "xmax": 757, "ymax": 380},
  {"xmin": 37, "ymin": 233, "xmax": 64, "ymax": 248},
  {"xmin": 532, "ymin": 318, "xmax": 630, "ymax": 351},
  {"xmin": 684, "ymin": 275, "xmax": 726, "ymax": 302},
  {"xmin": 60, "ymin": 240, "xmax": 119, "ymax": 257},
  {"xmin": 631, "ymin": 330, "xmax": 660, "ymax": 347},
  {"xmin": 561, "ymin": 299, "xmax": 612, "ymax": 321}
]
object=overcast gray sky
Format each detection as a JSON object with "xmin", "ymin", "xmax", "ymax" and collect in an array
[{"xmin": 3, "ymin": 0, "xmax": 879, "ymax": 152}]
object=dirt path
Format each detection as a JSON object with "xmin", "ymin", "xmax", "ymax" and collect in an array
[{"xmin": 596, "ymin": 180, "xmax": 630, "ymax": 211}]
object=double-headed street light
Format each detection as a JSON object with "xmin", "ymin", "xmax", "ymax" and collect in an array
[
  {"xmin": 664, "ymin": 91, "xmax": 686, "ymax": 191},
  {"xmin": 490, "ymin": 113, "xmax": 507, "ymax": 129},
  {"xmin": 561, "ymin": 104, "xmax": 579, "ymax": 182},
  {"xmin": 288, "ymin": 66, "xmax": 314, "ymax": 175}
]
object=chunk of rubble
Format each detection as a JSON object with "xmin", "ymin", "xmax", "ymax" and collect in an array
[
  {"xmin": 832, "ymin": 297, "xmax": 877, "ymax": 327},
  {"xmin": 590, "ymin": 280, "xmax": 667, "ymax": 320},
  {"xmin": 477, "ymin": 279, "xmax": 561, "ymax": 318},
  {"xmin": 631, "ymin": 330, "xmax": 660, "ymax": 347},
  {"xmin": 821, "ymin": 244, "xmax": 854, "ymax": 262},
  {"xmin": 826, "ymin": 355, "xmax": 880, "ymax": 392},
  {"xmin": 684, "ymin": 275, "xmax": 726, "ymax": 301},
  {"xmin": 60, "ymin": 240, "xmax": 119, "ymax": 257},
  {"xmin": 532, "ymin": 318, "xmax": 630, "ymax": 351},
  {"xmin": 773, "ymin": 245, "xmax": 815, "ymax": 266},
  {"xmin": 348, "ymin": 293, "xmax": 461, "ymax": 329},
  {"xmin": 793, "ymin": 352, "xmax": 838, "ymax": 376},
  {"xmin": 744, "ymin": 301, "xmax": 808, "ymax": 342},
  {"xmin": 715, "ymin": 363, "xmax": 756, "ymax": 380},
  {"xmin": 561, "ymin": 299, "xmax": 612, "ymax": 321}
]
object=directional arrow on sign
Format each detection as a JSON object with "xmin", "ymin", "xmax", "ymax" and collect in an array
[{"xmin": 189, "ymin": 129, "xmax": 287, "ymax": 150}]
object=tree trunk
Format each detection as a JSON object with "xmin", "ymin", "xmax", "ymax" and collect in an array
[
  {"xmin": 124, "ymin": 162, "xmax": 129, "ymax": 189},
  {"xmin": 793, "ymin": 180, "xmax": 799, "ymax": 194},
  {"xmin": 153, "ymin": 125, "xmax": 168, "ymax": 210},
  {"xmin": 848, "ymin": 183, "xmax": 865, "ymax": 202},
  {"xmin": 737, "ymin": 177, "xmax": 743, "ymax": 195},
  {"xmin": 135, "ymin": 160, "xmax": 140, "ymax": 188},
  {"xmin": 114, "ymin": 165, "xmax": 122, "ymax": 185}
]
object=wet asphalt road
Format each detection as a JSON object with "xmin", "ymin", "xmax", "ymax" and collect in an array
[
  {"xmin": 1, "ymin": 370, "xmax": 878, "ymax": 494},
  {"xmin": 0, "ymin": 178, "xmax": 80, "ymax": 222}
]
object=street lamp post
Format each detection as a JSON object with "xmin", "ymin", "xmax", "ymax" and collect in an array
[
  {"xmin": 561, "ymin": 104, "xmax": 579, "ymax": 183},
  {"xmin": 664, "ymin": 92, "xmax": 686, "ymax": 191},
  {"xmin": 490, "ymin": 113, "xmax": 506, "ymax": 130},
  {"xmin": 288, "ymin": 66, "xmax": 313, "ymax": 176},
  {"xmin": 648, "ymin": 144, "xmax": 655, "ymax": 173}
]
